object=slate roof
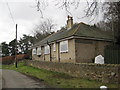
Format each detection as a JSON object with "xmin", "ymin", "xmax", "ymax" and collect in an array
[{"xmin": 33, "ymin": 22, "xmax": 113, "ymax": 47}]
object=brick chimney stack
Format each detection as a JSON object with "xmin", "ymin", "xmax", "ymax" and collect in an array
[{"xmin": 67, "ymin": 15, "xmax": 73, "ymax": 29}]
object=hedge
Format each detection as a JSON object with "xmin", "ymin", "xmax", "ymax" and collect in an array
[{"xmin": 0, "ymin": 54, "xmax": 29, "ymax": 65}]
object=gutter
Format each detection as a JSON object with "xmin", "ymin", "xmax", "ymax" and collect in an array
[
  {"xmin": 73, "ymin": 36, "xmax": 113, "ymax": 42},
  {"xmin": 31, "ymin": 35, "xmax": 113, "ymax": 49}
]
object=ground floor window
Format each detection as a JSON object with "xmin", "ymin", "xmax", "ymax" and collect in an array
[
  {"xmin": 37, "ymin": 47, "xmax": 41, "ymax": 55},
  {"xmin": 44, "ymin": 45, "xmax": 50, "ymax": 54},
  {"xmin": 60, "ymin": 40, "xmax": 68, "ymax": 53},
  {"xmin": 32, "ymin": 48, "xmax": 36, "ymax": 55},
  {"xmin": 53, "ymin": 43, "xmax": 56, "ymax": 51}
]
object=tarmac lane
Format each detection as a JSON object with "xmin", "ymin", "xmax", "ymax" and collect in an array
[
  {"xmin": 2, "ymin": 69, "xmax": 47, "ymax": 88},
  {"xmin": 0, "ymin": 69, "xmax": 2, "ymax": 89}
]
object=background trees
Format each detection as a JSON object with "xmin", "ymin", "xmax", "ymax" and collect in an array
[
  {"xmin": 103, "ymin": 2, "xmax": 120, "ymax": 44},
  {"xmin": 18, "ymin": 34, "xmax": 35, "ymax": 54},
  {"xmin": 94, "ymin": 2, "xmax": 120, "ymax": 44},
  {"xmin": 1, "ymin": 18, "xmax": 56, "ymax": 57},
  {"xmin": 1, "ymin": 42, "xmax": 9, "ymax": 57},
  {"xmin": 35, "ymin": 0, "xmax": 110, "ymax": 42},
  {"xmin": 32, "ymin": 18, "xmax": 56, "ymax": 42},
  {"xmin": 36, "ymin": 0, "xmax": 120, "ymax": 44},
  {"xmin": 9, "ymin": 39, "xmax": 16, "ymax": 56}
]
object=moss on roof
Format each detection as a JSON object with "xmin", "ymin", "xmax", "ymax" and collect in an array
[{"xmin": 33, "ymin": 23, "xmax": 113, "ymax": 47}]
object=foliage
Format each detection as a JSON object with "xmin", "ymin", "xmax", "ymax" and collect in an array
[
  {"xmin": 1, "ymin": 54, "xmax": 28, "ymax": 65},
  {"xmin": 103, "ymin": 2, "xmax": 119, "ymax": 22},
  {"xmin": 1, "ymin": 19, "xmax": 55, "ymax": 57},
  {"xmin": 1, "ymin": 56, "xmax": 14, "ymax": 65},
  {"xmin": 103, "ymin": 2, "xmax": 120, "ymax": 44},
  {"xmin": 18, "ymin": 34, "xmax": 34, "ymax": 54},
  {"xmin": 1, "ymin": 42, "xmax": 9, "ymax": 57},
  {"xmin": 96, "ymin": 2, "xmax": 120, "ymax": 44},
  {"xmin": 2, "ymin": 62, "xmax": 118, "ymax": 88},
  {"xmin": 9, "ymin": 39, "xmax": 16, "ymax": 56}
]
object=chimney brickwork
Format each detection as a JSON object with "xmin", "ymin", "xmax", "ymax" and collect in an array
[{"xmin": 67, "ymin": 15, "xmax": 73, "ymax": 29}]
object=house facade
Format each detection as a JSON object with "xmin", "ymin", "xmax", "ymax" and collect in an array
[{"xmin": 32, "ymin": 16, "xmax": 113, "ymax": 63}]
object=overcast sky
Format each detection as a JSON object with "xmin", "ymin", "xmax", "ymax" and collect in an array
[{"xmin": 0, "ymin": 0, "xmax": 103, "ymax": 44}]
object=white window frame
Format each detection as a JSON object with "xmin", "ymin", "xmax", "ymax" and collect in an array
[
  {"xmin": 32, "ymin": 48, "xmax": 37, "ymax": 55},
  {"xmin": 37, "ymin": 47, "xmax": 41, "ymax": 55},
  {"xmin": 60, "ymin": 40, "xmax": 68, "ymax": 53},
  {"xmin": 44, "ymin": 45, "xmax": 50, "ymax": 54},
  {"xmin": 53, "ymin": 43, "xmax": 56, "ymax": 51}
]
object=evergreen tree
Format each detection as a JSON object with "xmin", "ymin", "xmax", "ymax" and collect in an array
[
  {"xmin": 1, "ymin": 42, "xmax": 9, "ymax": 57},
  {"xmin": 9, "ymin": 39, "xmax": 16, "ymax": 56}
]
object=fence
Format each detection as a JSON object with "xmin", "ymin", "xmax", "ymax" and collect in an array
[{"xmin": 104, "ymin": 45, "xmax": 120, "ymax": 64}]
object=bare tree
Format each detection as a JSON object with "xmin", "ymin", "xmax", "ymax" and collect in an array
[
  {"xmin": 33, "ymin": 18, "xmax": 56, "ymax": 34},
  {"xmin": 35, "ymin": 0, "xmax": 120, "ymax": 44},
  {"xmin": 36, "ymin": 0, "xmax": 100, "ymax": 17},
  {"xmin": 98, "ymin": 1, "xmax": 120, "ymax": 44},
  {"xmin": 35, "ymin": 0, "xmax": 48, "ymax": 18},
  {"xmin": 32, "ymin": 18, "xmax": 56, "ymax": 42}
]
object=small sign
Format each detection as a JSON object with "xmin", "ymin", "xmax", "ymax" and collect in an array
[{"xmin": 95, "ymin": 55, "xmax": 104, "ymax": 64}]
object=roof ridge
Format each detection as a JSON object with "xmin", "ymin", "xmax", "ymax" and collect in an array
[
  {"xmin": 46, "ymin": 29, "xmax": 66, "ymax": 41},
  {"xmin": 72, "ymin": 23, "xmax": 81, "ymax": 35},
  {"xmin": 37, "ymin": 28, "xmax": 65, "ymax": 44},
  {"xmin": 34, "ymin": 33, "xmax": 54, "ymax": 46}
]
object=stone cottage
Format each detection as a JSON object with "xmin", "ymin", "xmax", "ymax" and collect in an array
[{"xmin": 32, "ymin": 16, "xmax": 113, "ymax": 63}]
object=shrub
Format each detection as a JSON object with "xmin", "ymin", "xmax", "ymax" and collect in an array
[{"xmin": 1, "ymin": 54, "xmax": 29, "ymax": 65}]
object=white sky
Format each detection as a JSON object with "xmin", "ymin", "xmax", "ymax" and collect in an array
[{"xmin": 0, "ymin": 0, "xmax": 103, "ymax": 44}]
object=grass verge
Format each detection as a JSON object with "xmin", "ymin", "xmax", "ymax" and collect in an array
[{"xmin": 2, "ymin": 61, "xmax": 118, "ymax": 88}]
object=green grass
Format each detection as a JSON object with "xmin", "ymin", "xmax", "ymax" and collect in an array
[{"xmin": 2, "ymin": 61, "xmax": 118, "ymax": 88}]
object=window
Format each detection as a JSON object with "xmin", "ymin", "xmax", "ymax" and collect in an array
[
  {"xmin": 60, "ymin": 40, "xmax": 68, "ymax": 53},
  {"xmin": 32, "ymin": 48, "xmax": 36, "ymax": 55},
  {"xmin": 53, "ymin": 43, "xmax": 56, "ymax": 51},
  {"xmin": 37, "ymin": 47, "xmax": 41, "ymax": 55},
  {"xmin": 44, "ymin": 45, "xmax": 50, "ymax": 54}
]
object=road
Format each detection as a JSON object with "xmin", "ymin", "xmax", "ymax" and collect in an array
[
  {"xmin": 0, "ymin": 69, "xmax": 2, "ymax": 89},
  {"xmin": 1, "ymin": 69, "xmax": 47, "ymax": 88}
]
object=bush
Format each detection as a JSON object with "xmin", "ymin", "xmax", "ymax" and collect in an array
[{"xmin": 0, "ymin": 54, "xmax": 29, "ymax": 65}]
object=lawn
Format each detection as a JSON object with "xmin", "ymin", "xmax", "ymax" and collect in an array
[{"xmin": 2, "ymin": 61, "xmax": 118, "ymax": 88}]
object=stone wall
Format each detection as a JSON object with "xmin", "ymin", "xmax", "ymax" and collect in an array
[{"xmin": 26, "ymin": 60, "xmax": 120, "ymax": 84}]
